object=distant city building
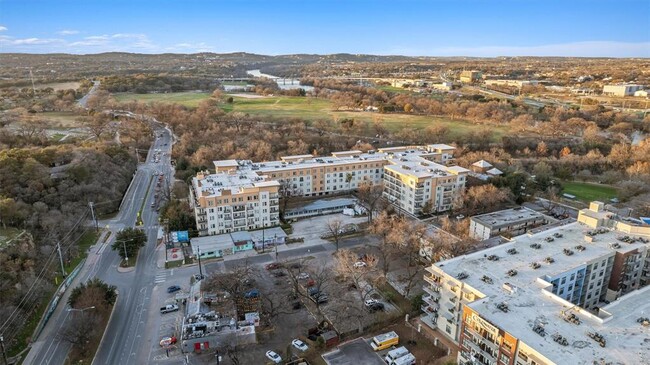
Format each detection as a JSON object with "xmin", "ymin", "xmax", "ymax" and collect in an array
[
  {"xmin": 190, "ymin": 145, "xmax": 468, "ymax": 236},
  {"xmin": 602, "ymin": 84, "xmax": 643, "ymax": 97},
  {"xmin": 422, "ymin": 205, "xmax": 650, "ymax": 365},
  {"xmin": 459, "ymin": 70, "xmax": 482, "ymax": 83},
  {"xmin": 484, "ymin": 79, "xmax": 538, "ymax": 88},
  {"xmin": 469, "ymin": 207, "xmax": 551, "ymax": 240}
]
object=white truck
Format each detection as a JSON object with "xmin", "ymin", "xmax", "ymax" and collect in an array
[
  {"xmin": 384, "ymin": 346, "xmax": 409, "ymax": 363},
  {"xmin": 389, "ymin": 353, "xmax": 416, "ymax": 365},
  {"xmin": 160, "ymin": 304, "xmax": 179, "ymax": 314}
]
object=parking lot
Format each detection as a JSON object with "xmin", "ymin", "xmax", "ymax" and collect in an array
[{"xmin": 322, "ymin": 338, "xmax": 384, "ymax": 365}]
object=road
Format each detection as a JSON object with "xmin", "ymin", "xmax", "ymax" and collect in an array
[
  {"xmin": 78, "ymin": 80, "xmax": 100, "ymax": 108},
  {"xmin": 24, "ymin": 113, "xmax": 175, "ymax": 365}
]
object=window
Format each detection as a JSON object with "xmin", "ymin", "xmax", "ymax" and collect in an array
[{"xmin": 445, "ymin": 325, "xmax": 452, "ymax": 334}]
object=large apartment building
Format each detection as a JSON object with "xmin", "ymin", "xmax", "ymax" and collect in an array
[
  {"xmin": 190, "ymin": 144, "xmax": 468, "ymax": 236},
  {"xmin": 189, "ymin": 168, "xmax": 280, "ymax": 236},
  {"xmin": 421, "ymin": 204, "xmax": 650, "ymax": 365}
]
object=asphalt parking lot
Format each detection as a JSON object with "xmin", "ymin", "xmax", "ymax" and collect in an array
[{"xmin": 322, "ymin": 338, "xmax": 385, "ymax": 365}]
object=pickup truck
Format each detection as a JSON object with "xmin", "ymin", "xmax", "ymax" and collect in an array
[{"xmin": 160, "ymin": 304, "xmax": 179, "ymax": 314}]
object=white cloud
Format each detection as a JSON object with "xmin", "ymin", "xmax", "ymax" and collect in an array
[
  {"xmin": 0, "ymin": 36, "xmax": 64, "ymax": 46},
  {"xmin": 57, "ymin": 30, "xmax": 79, "ymax": 36},
  {"xmin": 0, "ymin": 26, "xmax": 7, "ymax": 31}
]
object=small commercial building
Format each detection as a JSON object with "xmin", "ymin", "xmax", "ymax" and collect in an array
[
  {"xmin": 469, "ymin": 207, "xmax": 550, "ymax": 240},
  {"xmin": 602, "ymin": 84, "xmax": 643, "ymax": 97},
  {"xmin": 190, "ymin": 227, "xmax": 288, "ymax": 259},
  {"xmin": 459, "ymin": 70, "xmax": 482, "ymax": 83},
  {"xmin": 634, "ymin": 89, "xmax": 649, "ymax": 97}
]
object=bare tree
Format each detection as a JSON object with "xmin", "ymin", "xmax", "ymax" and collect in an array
[
  {"xmin": 202, "ymin": 260, "xmax": 254, "ymax": 320},
  {"xmin": 59, "ymin": 313, "xmax": 100, "ymax": 357},
  {"xmin": 82, "ymin": 113, "xmax": 112, "ymax": 140},
  {"xmin": 284, "ymin": 259, "xmax": 334, "ymax": 322},
  {"xmin": 324, "ymin": 218, "xmax": 344, "ymax": 251},
  {"xmin": 334, "ymin": 249, "xmax": 378, "ymax": 304},
  {"xmin": 357, "ymin": 181, "xmax": 384, "ymax": 223},
  {"xmin": 369, "ymin": 211, "xmax": 399, "ymax": 277},
  {"xmin": 279, "ymin": 179, "xmax": 302, "ymax": 218}
]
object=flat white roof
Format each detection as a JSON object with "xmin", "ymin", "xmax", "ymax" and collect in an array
[
  {"xmin": 471, "ymin": 208, "xmax": 547, "ymax": 229},
  {"xmin": 193, "ymin": 169, "xmax": 277, "ymax": 198},
  {"xmin": 435, "ymin": 222, "xmax": 650, "ymax": 365}
]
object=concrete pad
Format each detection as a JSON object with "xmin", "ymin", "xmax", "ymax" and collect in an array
[{"xmin": 322, "ymin": 338, "xmax": 385, "ymax": 365}]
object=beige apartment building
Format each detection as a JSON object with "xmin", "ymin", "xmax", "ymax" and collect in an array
[
  {"xmin": 189, "ymin": 168, "xmax": 280, "ymax": 236},
  {"xmin": 191, "ymin": 144, "xmax": 467, "ymax": 235},
  {"xmin": 422, "ymin": 206, "xmax": 650, "ymax": 365}
]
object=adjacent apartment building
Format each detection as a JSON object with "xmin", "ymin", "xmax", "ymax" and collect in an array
[
  {"xmin": 421, "ymin": 203, "xmax": 650, "ymax": 365},
  {"xmin": 602, "ymin": 84, "xmax": 643, "ymax": 97},
  {"xmin": 190, "ymin": 144, "xmax": 468, "ymax": 236},
  {"xmin": 469, "ymin": 208, "xmax": 551, "ymax": 240}
]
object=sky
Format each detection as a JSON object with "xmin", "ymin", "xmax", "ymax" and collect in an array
[{"xmin": 0, "ymin": 0, "xmax": 648, "ymax": 57}]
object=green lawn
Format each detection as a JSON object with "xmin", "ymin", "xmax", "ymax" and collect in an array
[
  {"xmin": 50, "ymin": 132, "xmax": 66, "ymax": 141},
  {"xmin": 562, "ymin": 181, "xmax": 618, "ymax": 202},
  {"xmin": 113, "ymin": 92, "xmax": 508, "ymax": 140},
  {"xmin": 113, "ymin": 92, "xmax": 211, "ymax": 108}
]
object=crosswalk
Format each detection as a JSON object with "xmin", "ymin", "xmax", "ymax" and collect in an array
[{"xmin": 154, "ymin": 272, "xmax": 168, "ymax": 284}]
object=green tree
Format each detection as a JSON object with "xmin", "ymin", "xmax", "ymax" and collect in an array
[
  {"xmin": 68, "ymin": 278, "xmax": 117, "ymax": 308},
  {"xmin": 112, "ymin": 227, "xmax": 147, "ymax": 261}
]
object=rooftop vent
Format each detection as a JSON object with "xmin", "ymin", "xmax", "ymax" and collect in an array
[
  {"xmin": 552, "ymin": 334, "xmax": 569, "ymax": 346},
  {"xmin": 575, "ymin": 245, "xmax": 586, "ymax": 252},
  {"xmin": 587, "ymin": 332, "xmax": 606, "ymax": 347},
  {"xmin": 564, "ymin": 313, "xmax": 581, "ymax": 325},
  {"xmin": 532, "ymin": 324, "xmax": 546, "ymax": 337},
  {"xmin": 506, "ymin": 248, "xmax": 518, "ymax": 255},
  {"xmin": 563, "ymin": 248, "xmax": 574, "ymax": 256},
  {"xmin": 506, "ymin": 269, "xmax": 518, "ymax": 277},
  {"xmin": 530, "ymin": 243, "xmax": 542, "ymax": 249},
  {"xmin": 530, "ymin": 262, "xmax": 541, "ymax": 269},
  {"xmin": 456, "ymin": 272, "xmax": 469, "ymax": 280},
  {"xmin": 545, "ymin": 236, "xmax": 555, "ymax": 242},
  {"xmin": 496, "ymin": 302, "xmax": 509, "ymax": 312},
  {"xmin": 553, "ymin": 232, "xmax": 563, "ymax": 238},
  {"xmin": 610, "ymin": 243, "xmax": 621, "ymax": 249},
  {"xmin": 480, "ymin": 275, "xmax": 493, "ymax": 284},
  {"xmin": 545, "ymin": 257, "xmax": 555, "ymax": 264},
  {"xmin": 636, "ymin": 317, "xmax": 650, "ymax": 326},
  {"xmin": 487, "ymin": 255, "xmax": 500, "ymax": 261}
]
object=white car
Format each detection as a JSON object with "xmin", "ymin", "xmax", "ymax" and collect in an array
[
  {"xmin": 292, "ymin": 339, "xmax": 308, "ymax": 351},
  {"xmin": 296, "ymin": 272, "xmax": 310, "ymax": 280},
  {"xmin": 364, "ymin": 299, "xmax": 379, "ymax": 307},
  {"xmin": 265, "ymin": 350, "xmax": 282, "ymax": 364},
  {"xmin": 353, "ymin": 261, "xmax": 367, "ymax": 268}
]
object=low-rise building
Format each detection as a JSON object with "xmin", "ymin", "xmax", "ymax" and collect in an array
[
  {"xmin": 602, "ymin": 84, "xmax": 643, "ymax": 97},
  {"xmin": 422, "ymin": 211, "xmax": 650, "ymax": 365},
  {"xmin": 634, "ymin": 89, "xmax": 649, "ymax": 97},
  {"xmin": 460, "ymin": 70, "xmax": 482, "ymax": 83},
  {"xmin": 190, "ymin": 227, "xmax": 287, "ymax": 259},
  {"xmin": 469, "ymin": 208, "xmax": 551, "ymax": 240},
  {"xmin": 484, "ymin": 79, "xmax": 538, "ymax": 88}
]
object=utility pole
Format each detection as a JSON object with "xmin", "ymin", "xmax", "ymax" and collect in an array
[
  {"xmin": 89, "ymin": 202, "xmax": 98, "ymax": 232},
  {"xmin": 56, "ymin": 242, "xmax": 67, "ymax": 278},
  {"xmin": 197, "ymin": 247, "xmax": 203, "ymax": 280},
  {"xmin": 0, "ymin": 335, "xmax": 8, "ymax": 365},
  {"xmin": 262, "ymin": 225, "xmax": 265, "ymax": 253},
  {"xmin": 122, "ymin": 240, "xmax": 129, "ymax": 265},
  {"xmin": 274, "ymin": 233, "xmax": 278, "ymax": 261},
  {"xmin": 29, "ymin": 68, "xmax": 36, "ymax": 94}
]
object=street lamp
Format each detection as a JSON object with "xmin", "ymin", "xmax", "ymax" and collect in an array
[
  {"xmin": 67, "ymin": 306, "xmax": 96, "ymax": 313},
  {"xmin": 0, "ymin": 334, "xmax": 8, "ymax": 365}
]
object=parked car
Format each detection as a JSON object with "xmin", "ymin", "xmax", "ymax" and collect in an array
[
  {"xmin": 367, "ymin": 302, "xmax": 385, "ymax": 312},
  {"xmin": 265, "ymin": 350, "xmax": 282, "ymax": 364},
  {"xmin": 244, "ymin": 289, "xmax": 260, "ymax": 298},
  {"xmin": 160, "ymin": 304, "xmax": 179, "ymax": 314},
  {"xmin": 353, "ymin": 261, "xmax": 367, "ymax": 269},
  {"xmin": 292, "ymin": 301, "xmax": 303, "ymax": 310},
  {"xmin": 312, "ymin": 293, "xmax": 329, "ymax": 304},
  {"xmin": 306, "ymin": 279, "xmax": 316, "ymax": 287},
  {"xmin": 265, "ymin": 263, "xmax": 282, "ymax": 270},
  {"xmin": 159, "ymin": 336, "xmax": 177, "ymax": 347},
  {"xmin": 296, "ymin": 272, "xmax": 310, "ymax": 280},
  {"xmin": 292, "ymin": 339, "xmax": 308, "ymax": 351},
  {"xmin": 273, "ymin": 271, "xmax": 286, "ymax": 277},
  {"xmin": 364, "ymin": 299, "xmax": 379, "ymax": 307},
  {"xmin": 167, "ymin": 285, "xmax": 181, "ymax": 293}
]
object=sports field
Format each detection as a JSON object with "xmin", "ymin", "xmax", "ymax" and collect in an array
[
  {"xmin": 561, "ymin": 181, "xmax": 618, "ymax": 202},
  {"xmin": 113, "ymin": 92, "xmax": 507, "ymax": 139}
]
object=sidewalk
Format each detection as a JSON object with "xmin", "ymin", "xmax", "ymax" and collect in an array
[{"xmin": 23, "ymin": 229, "xmax": 112, "ymax": 365}]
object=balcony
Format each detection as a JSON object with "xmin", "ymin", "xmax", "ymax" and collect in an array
[
  {"xmin": 423, "ymin": 292, "xmax": 440, "ymax": 304},
  {"xmin": 423, "ymin": 285, "xmax": 441, "ymax": 297},
  {"xmin": 197, "ymin": 210, "xmax": 207, "ymax": 216},
  {"xmin": 269, "ymin": 194, "xmax": 279, "ymax": 199},
  {"xmin": 270, "ymin": 208, "xmax": 279, "ymax": 213},
  {"xmin": 234, "ymin": 213, "xmax": 245, "ymax": 219},
  {"xmin": 424, "ymin": 275, "xmax": 441, "ymax": 286},
  {"xmin": 422, "ymin": 303, "xmax": 440, "ymax": 314},
  {"xmin": 232, "ymin": 206, "xmax": 245, "ymax": 212},
  {"xmin": 234, "ymin": 219, "xmax": 246, "ymax": 226},
  {"xmin": 197, "ymin": 218, "xmax": 207, "ymax": 224}
]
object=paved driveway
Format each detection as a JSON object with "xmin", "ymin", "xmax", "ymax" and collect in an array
[{"xmin": 322, "ymin": 338, "xmax": 385, "ymax": 365}]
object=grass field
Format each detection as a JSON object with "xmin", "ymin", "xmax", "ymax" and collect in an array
[
  {"xmin": 114, "ymin": 92, "xmax": 211, "ymax": 108},
  {"xmin": 33, "ymin": 81, "xmax": 80, "ymax": 91},
  {"xmin": 562, "ymin": 181, "xmax": 618, "ymax": 202},
  {"xmin": 113, "ymin": 92, "xmax": 508, "ymax": 140}
]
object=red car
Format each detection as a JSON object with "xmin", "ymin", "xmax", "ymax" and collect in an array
[{"xmin": 265, "ymin": 263, "xmax": 282, "ymax": 270}]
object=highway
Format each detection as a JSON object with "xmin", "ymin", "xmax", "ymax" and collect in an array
[{"xmin": 24, "ymin": 113, "xmax": 175, "ymax": 365}]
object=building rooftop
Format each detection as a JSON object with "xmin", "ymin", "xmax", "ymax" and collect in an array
[
  {"xmin": 193, "ymin": 169, "xmax": 279, "ymax": 198},
  {"xmin": 435, "ymin": 222, "xmax": 650, "ymax": 365},
  {"xmin": 472, "ymin": 160, "xmax": 493, "ymax": 168},
  {"xmin": 471, "ymin": 208, "xmax": 548, "ymax": 229}
]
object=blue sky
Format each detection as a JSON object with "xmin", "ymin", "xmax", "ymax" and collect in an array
[{"xmin": 0, "ymin": 0, "xmax": 648, "ymax": 56}]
